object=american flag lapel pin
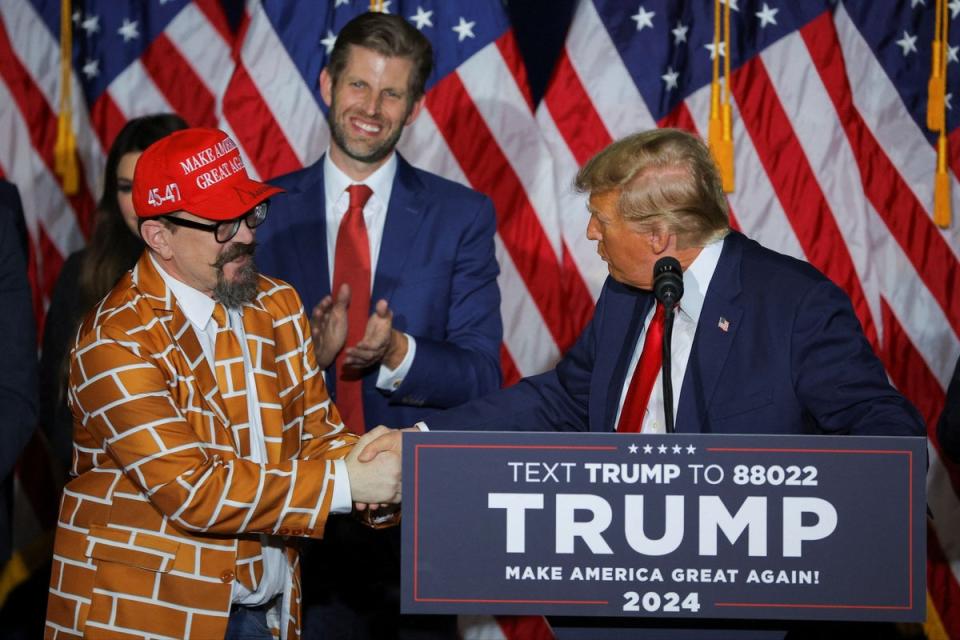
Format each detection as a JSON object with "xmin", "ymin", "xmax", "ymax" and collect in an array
[{"xmin": 718, "ymin": 317, "xmax": 730, "ymax": 332}]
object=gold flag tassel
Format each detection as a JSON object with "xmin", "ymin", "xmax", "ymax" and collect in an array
[
  {"xmin": 708, "ymin": 0, "xmax": 735, "ymax": 192},
  {"xmin": 54, "ymin": 0, "xmax": 78, "ymax": 195},
  {"xmin": 935, "ymin": 129, "xmax": 951, "ymax": 227},
  {"xmin": 369, "ymin": 0, "xmax": 384, "ymax": 12},
  {"xmin": 928, "ymin": 0, "xmax": 946, "ymax": 131},
  {"xmin": 933, "ymin": 0, "xmax": 952, "ymax": 227}
]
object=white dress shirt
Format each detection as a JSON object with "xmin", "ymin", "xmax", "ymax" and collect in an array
[
  {"xmin": 150, "ymin": 255, "xmax": 352, "ymax": 606},
  {"xmin": 323, "ymin": 153, "xmax": 416, "ymax": 392},
  {"xmin": 613, "ymin": 239, "xmax": 725, "ymax": 433}
]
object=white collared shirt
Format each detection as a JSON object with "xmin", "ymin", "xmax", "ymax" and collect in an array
[
  {"xmin": 323, "ymin": 153, "xmax": 416, "ymax": 393},
  {"xmin": 149, "ymin": 255, "xmax": 352, "ymax": 606},
  {"xmin": 613, "ymin": 239, "xmax": 725, "ymax": 433}
]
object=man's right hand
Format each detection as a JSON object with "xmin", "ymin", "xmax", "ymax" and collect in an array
[
  {"xmin": 344, "ymin": 426, "xmax": 402, "ymax": 505},
  {"xmin": 311, "ymin": 283, "xmax": 350, "ymax": 369}
]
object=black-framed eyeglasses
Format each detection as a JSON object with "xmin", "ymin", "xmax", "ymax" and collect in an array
[{"xmin": 161, "ymin": 201, "xmax": 268, "ymax": 243}]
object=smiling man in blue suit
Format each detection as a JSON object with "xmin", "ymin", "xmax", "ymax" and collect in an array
[
  {"xmin": 362, "ymin": 128, "xmax": 925, "ymax": 639},
  {"xmin": 255, "ymin": 12, "xmax": 501, "ymax": 640}
]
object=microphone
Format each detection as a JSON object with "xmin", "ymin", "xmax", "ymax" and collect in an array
[
  {"xmin": 652, "ymin": 257, "xmax": 683, "ymax": 434},
  {"xmin": 653, "ymin": 256, "xmax": 683, "ymax": 308}
]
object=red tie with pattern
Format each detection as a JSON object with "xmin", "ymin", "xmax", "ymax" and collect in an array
[
  {"xmin": 616, "ymin": 303, "xmax": 665, "ymax": 433},
  {"xmin": 332, "ymin": 184, "xmax": 373, "ymax": 434}
]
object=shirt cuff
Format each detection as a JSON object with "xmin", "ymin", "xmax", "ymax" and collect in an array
[
  {"xmin": 330, "ymin": 459, "xmax": 352, "ymax": 514},
  {"xmin": 376, "ymin": 333, "xmax": 416, "ymax": 392}
]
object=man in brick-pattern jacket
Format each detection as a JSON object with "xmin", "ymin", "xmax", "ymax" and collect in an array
[{"xmin": 44, "ymin": 128, "xmax": 401, "ymax": 640}]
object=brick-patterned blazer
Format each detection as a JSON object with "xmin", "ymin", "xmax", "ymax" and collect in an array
[{"xmin": 45, "ymin": 253, "xmax": 358, "ymax": 640}]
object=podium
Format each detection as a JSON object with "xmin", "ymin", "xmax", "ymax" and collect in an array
[{"xmin": 401, "ymin": 431, "xmax": 926, "ymax": 625}]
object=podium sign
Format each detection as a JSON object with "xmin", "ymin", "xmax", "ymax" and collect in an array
[{"xmin": 401, "ymin": 431, "xmax": 926, "ymax": 622}]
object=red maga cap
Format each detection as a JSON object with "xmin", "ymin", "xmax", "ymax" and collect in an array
[{"xmin": 132, "ymin": 127, "xmax": 283, "ymax": 220}]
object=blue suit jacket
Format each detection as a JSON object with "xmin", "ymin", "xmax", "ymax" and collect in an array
[
  {"xmin": 429, "ymin": 231, "xmax": 923, "ymax": 437},
  {"xmin": 256, "ymin": 154, "xmax": 502, "ymax": 431},
  {"xmin": 0, "ymin": 180, "xmax": 37, "ymax": 563}
]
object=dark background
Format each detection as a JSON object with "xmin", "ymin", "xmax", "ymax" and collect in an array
[{"xmin": 504, "ymin": 0, "xmax": 579, "ymax": 104}]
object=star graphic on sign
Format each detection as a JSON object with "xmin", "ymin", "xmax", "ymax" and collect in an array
[
  {"xmin": 686, "ymin": 444, "xmax": 696, "ymax": 454},
  {"xmin": 704, "ymin": 41, "xmax": 726, "ymax": 60},
  {"xmin": 662, "ymin": 66, "xmax": 679, "ymax": 91},
  {"xmin": 643, "ymin": 444, "xmax": 653, "ymax": 454},
  {"xmin": 949, "ymin": 45, "xmax": 959, "ymax": 64},
  {"xmin": 453, "ymin": 17, "xmax": 476, "ymax": 42},
  {"xmin": 118, "ymin": 18, "xmax": 140, "ymax": 42},
  {"xmin": 895, "ymin": 31, "xmax": 918, "ymax": 56},
  {"xmin": 81, "ymin": 14, "xmax": 100, "ymax": 35},
  {"xmin": 756, "ymin": 3, "xmax": 778, "ymax": 28},
  {"xmin": 409, "ymin": 6, "xmax": 433, "ymax": 30},
  {"xmin": 951, "ymin": 0, "xmax": 960, "ymax": 18},
  {"xmin": 672, "ymin": 444, "xmax": 682, "ymax": 454},
  {"xmin": 82, "ymin": 58, "xmax": 99, "ymax": 79},
  {"xmin": 628, "ymin": 443, "xmax": 639, "ymax": 454},
  {"xmin": 658, "ymin": 444, "xmax": 668, "ymax": 454},
  {"xmin": 631, "ymin": 5, "xmax": 655, "ymax": 31},
  {"xmin": 672, "ymin": 21, "xmax": 688, "ymax": 44},
  {"xmin": 320, "ymin": 30, "xmax": 337, "ymax": 54}
]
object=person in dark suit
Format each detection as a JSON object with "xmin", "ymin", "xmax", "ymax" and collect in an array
[
  {"xmin": 361, "ymin": 128, "xmax": 925, "ymax": 639},
  {"xmin": 390, "ymin": 127, "xmax": 923, "ymax": 438},
  {"xmin": 0, "ymin": 179, "xmax": 37, "ymax": 566},
  {"xmin": 937, "ymin": 357, "xmax": 960, "ymax": 462},
  {"xmin": 254, "ymin": 12, "xmax": 501, "ymax": 640},
  {"xmin": 0, "ymin": 181, "xmax": 39, "ymax": 640}
]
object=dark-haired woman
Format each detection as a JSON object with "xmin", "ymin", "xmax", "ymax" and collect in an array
[{"xmin": 38, "ymin": 114, "xmax": 187, "ymax": 473}]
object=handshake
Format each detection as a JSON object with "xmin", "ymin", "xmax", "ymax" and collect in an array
[{"xmin": 343, "ymin": 425, "xmax": 415, "ymax": 514}]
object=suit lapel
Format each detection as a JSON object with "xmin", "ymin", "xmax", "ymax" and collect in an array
[
  {"xmin": 291, "ymin": 161, "xmax": 332, "ymax": 307},
  {"xmin": 135, "ymin": 255, "xmax": 236, "ymax": 449},
  {"xmin": 372, "ymin": 154, "xmax": 426, "ymax": 305},
  {"xmin": 677, "ymin": 232, "xmax": 745, "ymax": 433},
  {"xmin": 594, "ymin": 284, "xmax": 654, "ymax": 432}
]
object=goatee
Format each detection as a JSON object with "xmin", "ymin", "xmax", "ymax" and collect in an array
[{"xmin": 212, "ymin": 241, "xmax": 259, "ymax": 309}]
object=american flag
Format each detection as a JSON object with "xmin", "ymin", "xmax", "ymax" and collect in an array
[{"xmin": 2, "ymin": 0, "xmax": 959, "ymax": 638}]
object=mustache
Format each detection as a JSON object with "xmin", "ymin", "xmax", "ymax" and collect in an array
[{"xmin": 213, "ymin": 241, "xmax": 257, "ymax": 269}]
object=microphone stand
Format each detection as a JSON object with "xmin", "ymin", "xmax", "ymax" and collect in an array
[
  {"xmin": 652, "ymin": 255, "xmax": 683, "ymax": 435},
  {"xmin": 662, "ymin": 302, "xmax": 676, "ymax": 434}
]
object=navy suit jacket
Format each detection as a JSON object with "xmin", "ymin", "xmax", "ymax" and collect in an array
[
  {"xmin": 256, "ymin": 153, "xmax": 502, "ymax": 431},
  {"xmin": 937, "ymin": 356, "xmax": 960, "ymax": 462},
  {"xmin": 429, "ymin": 231, "xmax": 923, "ymax": 437},
  {"xmin": 0, "ymin": 180, "xmax": 37, "ymax": 563}
]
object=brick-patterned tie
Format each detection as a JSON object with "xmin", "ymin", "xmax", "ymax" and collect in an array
[
  {"xmin": 332, "ymin": 184, "xmax": 373, "ymax": 434},
  {"xmin": 212, "ymin": 304, "xmax": 251, "ymax": 454},
  {"xmin": 617, "ymin": 303, "xmax": 665, "ymax": 433}
]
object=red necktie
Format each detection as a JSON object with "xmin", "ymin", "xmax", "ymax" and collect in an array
[
  {"xmin": 332, "ymin": 184, "xmax": 373, "ymax": 434},
  {"xmin": 616, "ymin": 303, "xmax": 665, "ymax": 433}
]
